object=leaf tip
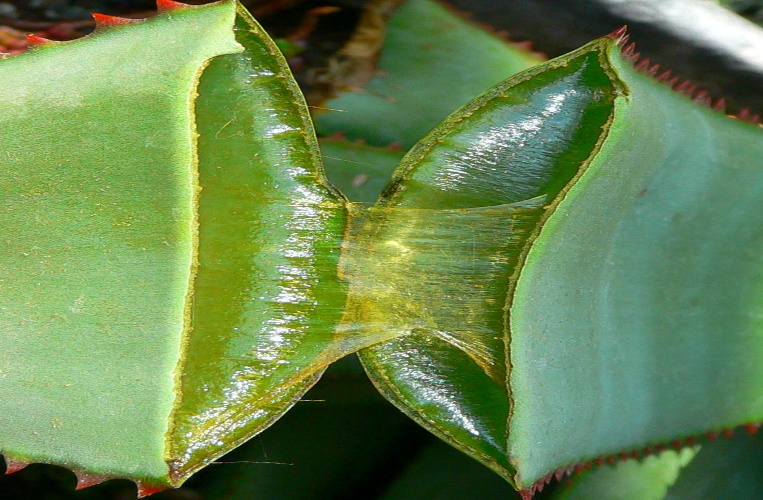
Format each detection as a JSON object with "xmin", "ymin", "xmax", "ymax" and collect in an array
[{"xmin": 607, "ymin": 25, "xmax": 628, "ymax": 44}]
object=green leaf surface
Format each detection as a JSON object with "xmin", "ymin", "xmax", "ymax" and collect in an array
[
  {"xmin": 509, "ymin": 42, "xmax": 763, "ymax": 488},
  {"xmin": 315, "ymin": 0, "xmax": 543, "ymax": 149},
  {"xmin": 0, "ymin": 0, "xmax": 395, "ymax": 490},
  {"xmin": 164, "ymin": 3, "xmax": 351, "ymax": 482},
  {"xmin": 351, "ymin": 30, "xmax": 763, "ymax": 493},
  {"xmin": 353, "ymin": 39, "xmax": 619, "ymax": 488},
  {"xmin": 0, "ymin": 1, "xmax": 242, "ymax": 487}
]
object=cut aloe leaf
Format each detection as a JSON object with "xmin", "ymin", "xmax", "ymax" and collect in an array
[
  {"xmin": 509, "ymin": 42, "xmax": 763, "ymax": 490},
  {"xmin": 353, "ymin": 37, "xmax": 619, "ymax": 487},
  {"xmin": 5, "ymin": 0, "xmax": 763, "ymax": 496},
  {"xmin": 353, "ymin": 28, "xmax": 763, "ymax": 494},
  {"xmin": 0, "ymin": 1, "xmax": 242, "ymax": 489},
  {"xmin": 0, "ymin": 0, "xmax": 393, "ymax": 491},
  {"xmin": 315, "ymin": 0, "xmax": 543, "ymax": 149}
]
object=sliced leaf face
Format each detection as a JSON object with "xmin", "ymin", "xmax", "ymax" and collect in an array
[
  {"xmin": 166, "ymin": 4, "xmax": 358, "ymax": 482},
  {"xmin": 351, "ymin": 41, "xmax": 621, "ymax": 485},
  {"xmin": 354, "ymin": 29, "xmax": 763, "ymax": 493},
  {"xmin": 0, "ymin": 0, "xmax": 389, "ymax": 489}
]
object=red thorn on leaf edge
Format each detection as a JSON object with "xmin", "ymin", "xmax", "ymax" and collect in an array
[
  {"xmin": 620, "ymin": 36, "xmax": 761, "ymax": 126},
  {"xmin": 74, "ymin": 471, "xmax": 108, "ymax": 490},
  {"xmin": 737, "ymin": 109, "xmax": 762, "ymax": 124},
  {"xmin": 634, "ymin": 58, "xmax": 651, "ymax": 72},
  {"xmin": 712, "ymin": 98, "xmax": 727, "ymax": 112},
  {"xmin": 136, "ymin": 482, "xmax": 170, "ymax": 498},
  {"xmin": 656, "ymin": 70, "xmax": 673, "ymax": 83},
  {"xmin": 26, "ymin": 34, "xmax": 52, "ymax": 46},
  {"xmin": 607, "ymin": 25, "xmax": 628, "ymax": 42},
  {"xmin": 4, "ymin": 457, "xmax": 29, "ymax": 474},
  {"xmin": 157, "ymin": 0, "xmax": 190, "ymax": 11},
  {"xmin": 693, "ymin": 91, "xmax": 712, "ymax": 108},
  {"xmin": 528, "ymin": 421, "xmax": 762, "ymax": 496},
  {"xmin": 92, "ymin": 13, "xmax": 140, "ymax": 27}
]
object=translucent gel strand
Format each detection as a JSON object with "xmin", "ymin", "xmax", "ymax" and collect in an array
[{"xmin": 339, "ymin": 198, "xmax": 545, "ymax": 382}]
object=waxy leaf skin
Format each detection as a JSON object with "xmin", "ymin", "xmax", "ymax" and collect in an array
[
  {"xmin": 0, "ymin": 0, "xmax": 392, "ymax": 492},
  {"xmin": 351, "ymin": 29, "xmax": 763, "ymax": 495}
]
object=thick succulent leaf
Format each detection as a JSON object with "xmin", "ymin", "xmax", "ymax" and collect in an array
[
  {"xmin": 509, "ymin": 43, "xmax": 763, "ymax": 488},
  {"xmin": 0, "ymin": 0, "xmax": 396, "ymax": 490},
  {"xmin": 352, "ymin": 30, "xmax": 763, "ymax": 493},
  {"xmin": 353, "ymin": 41, "xmax": 619, "ymax": 486},
  {"xmin": 315, "ymin": 0, "xmax": 543, "ymax": 149},
  {"xmin": 165, "ymin": 3, "xmax": 352, "ymax": 482},
  {"xmin": 0, "ymin": 1, "xmax": 241, "ymax": 488}
]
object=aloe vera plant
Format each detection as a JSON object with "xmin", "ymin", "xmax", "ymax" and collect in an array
[{"xmin": 2, "ymin": 0, "xmax": 763, "ymax": 498}]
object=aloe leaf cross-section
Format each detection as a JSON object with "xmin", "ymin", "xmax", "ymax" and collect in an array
[
  {"xmin": 350, "ymin": 31, "xmax": 763, "ymax": 494},
  {"xmin": 0, "ymin": 0, "xmax": 386, "ymax": 492}
]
